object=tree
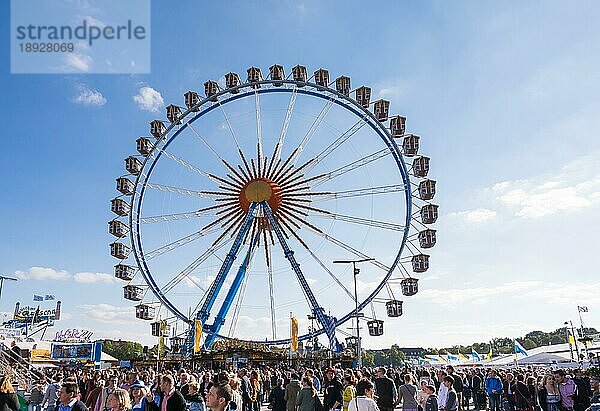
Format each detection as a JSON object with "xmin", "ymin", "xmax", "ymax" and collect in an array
[{"xmin": 102, "ymin": 340, "xmax": 143, "ymax": 360}]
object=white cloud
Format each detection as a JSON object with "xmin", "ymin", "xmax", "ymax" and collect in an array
[
  {"xmin": 133, "ymin": 86, "xmax": 164, "ymax": 113},
  {"xmin": 73, "ymin": 272, "xmax": 115, "ymax": 283},
  {"xmin": 64, "ymin": 53, "xmax": 92, "ymax": 72},
  {"xmin": 490, "ymin": 153, "xmax": 600, "ymax": 218},
  {"xmin": 447, "ymin": 208, "xmax": 497, "ymax": 223},
  {"xmin": 78, "ymin": 304, "xmax": 136, "ymax": 324},
  {"xmin": 15, "ymin": 266, "xmax": 70, "ymax": 281},
  {"xmin": 72, "ymin": 84, "xmax": 107, "ymax": 106}
]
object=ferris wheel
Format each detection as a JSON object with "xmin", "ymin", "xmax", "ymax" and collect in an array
[{"xmin": 109, "ymin": 64, "xmax": 438, "ymax": 352}]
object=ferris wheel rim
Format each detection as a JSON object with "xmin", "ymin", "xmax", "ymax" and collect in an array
[{"xmin": 129, "ymin": 78, "xmax": 414, "ymax": 343}]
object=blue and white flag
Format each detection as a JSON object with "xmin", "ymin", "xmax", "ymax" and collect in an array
[
  {"xmin": 515, "ymin": 340, "xmax": 528, "ymax": 356},
  {"xmin": 447, "ymin": 353, "xmax": 459, "ymax": 361},
  {"xmin": 472, "ymin": 349, "xmax": 482, "ymax": 361},
  {"xmin": 45, "ymin": 294, "xmax": 55, "ymax": 300},
  {"xmin": 33, "ymin": 294, "xmax": 43, "ymax": 301}
]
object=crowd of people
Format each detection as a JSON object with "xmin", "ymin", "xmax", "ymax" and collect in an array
[{"xmin": 2, "ymin": 364, "xmax": 599, "ymax": 411}]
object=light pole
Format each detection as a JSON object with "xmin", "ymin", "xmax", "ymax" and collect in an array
[
  {"xmin": 333, "ymin": 258, "xmax": 373, "ymax": 369},
  {"xmin": 0, "ymin": 275, "xmax": 17, "ymax": 304}
]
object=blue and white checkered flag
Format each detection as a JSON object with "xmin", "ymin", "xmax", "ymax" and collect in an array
[
  {"xmin": 45, "ymin": 294, "xmax": 55, "ymax": 300},
  {"xmin": 33, "ymin": 294, "xmax": 43, "ymax": 301},
  {"xmin": 515, "ymin": 340, "xmax": 528, "ymax": 356}
]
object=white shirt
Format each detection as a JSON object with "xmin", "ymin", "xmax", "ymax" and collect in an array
[
  {"xmin": 437, "ymin": 384, "xmax": 448, "ymax": 409},
  {"xmin": 348, "ymin": 396, "xmax": 379, "ymax": 411}
]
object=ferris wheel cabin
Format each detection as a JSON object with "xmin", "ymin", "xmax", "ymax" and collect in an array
[
  {"xmin": 125, "ymin": 156, "xmax": 143, "ymax": 176},
  {"xmin": 225, "ymin": 73, "xmax": 241, "ymax": 93},
  {"xmin": 109, "ymin": 220, "xmax": 129, "ymax": 238},
  {"xmin": 335, "ymin": 76, "xmax": 351, "ymax": 96},
  {"xmin": 116, "ymin": 177, "xmax": 134, "ymax": 195},
  {"xmin": 390, "ymin": 115, "xmax": 406, "ymax": 137},
  {"xmin": 123, "ymin": 285, "xmax": 143, "ymax": 301},
  {"xmin": 412, "ymin": 254, "xmax": 430, "ymax": 273},
  {"xmin": 184, "ymin": 91, "xmax": 200, "ymax": 110},
  {"xmin": 418, "ymin": 229, "xmax": 437, "ymax": 248},
  {"xmin": 402, "ymin": 135, "xmax": 420, "ymax": 156},
  {"xmin": 412, "ymin": 156, "xmax": 430, "ymax": 178},
  {"xmin": 136, "ymin": 137, "xmax": 154, "ymax": 157},
  {"xmin": 204, "ymin": 81, "xmax": 220, "ymax": 101},
  {"xmin": 418, "ymin": 179, "xmax": 437, "ymax": 201},
  {"xmin": 166, "ymin": 105, "xmax": 182, "ymax": 124},
  {"xmin": 367, "ymin": 319, "xmax": 384, "ymax": 336},
  {"xmin": 269, "ymin": 64, "xmax": 285, "ymax": 86},
  {"xmin": 135, "ymin": 304, "xmax": 155, "ymax": 320},
  {"xmin": 111, "ymin": 198, "xmax": 130, "ymax": 216},
  {"xmin": 314, "ymin": 69, "xmax": 330, "ymax": 87},
  {"xmin": 150, "ymin": 120, "xmax": 166, "ymax": 139},
  {"xmin": 355, "ymin": 86, "xmax": 371, "ymax": 108},
  {"xmin": 292, "ymin": 65, "xmax": 308, "ymax": 84},
  {"xmin": 386, "ymin": 300, "xmax": 403, "ymax": 317},
  {"xmin": 421, "ymin": 204, "xmax": 439, "ymax": 224},
  {"xmin": 374, "ymin": 99, "xmax": 390, "ymax": 122},
  {"xmin": 247, "ymin": 67, "xmax": 263, "ymax": 88},
  {"xmin": 401, "ymin": 278, "xmax": 419, "ymax": 296},
  {"xmin": 110, "ymin": 242, "xmax": 131, "ymax": 260},
  {"xmin": 114, "ymin": 264, "xmax": 136, "ymax": 281}
]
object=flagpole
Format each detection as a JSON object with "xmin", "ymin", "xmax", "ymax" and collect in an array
[
  {"xmin": 577, "ymin": 307, "xmax": 590, "ymax": 361},
  {"xmin": 514, "ymin": 339, "xmax": 518, "ymax": 367}
]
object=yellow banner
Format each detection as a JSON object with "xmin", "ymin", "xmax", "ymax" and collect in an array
[
  {"xmin": 568, "ymin": 334, "xmax": 575, "ymax": 346},
  {"xmin": 30, "ymin": 349, "xmax": 52, "ymax": 362},
  {"xmin": 487, "ymin": 347, "xmax": 493, "ymax": 360},
  {"xmin": 194, "ymin": 320, "xmax": 203, "ymax": 354},
  {"xmin": 291, "ymin": 317, "xmax": 298, "ymax": 351}
]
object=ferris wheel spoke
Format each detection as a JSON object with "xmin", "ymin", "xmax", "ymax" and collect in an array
[
  {"xmin": 255, "ymin": 90, "xmax": 263, "ymax": 175},
  {"xmin": 305, "ymin": 184, "xmax": 406, "ymax": 203},
  {"xmin": 307, "ymin": 209, "xmax": 406, "ymax": 232},
  {"xmin": 185, "ymin": 122, "xmax": 247, "ymax": 184},
  {"xmin": 266, "ymin": 86, "xmax": 298, "ymax": 176},
  {"xmin": 302, "ymin": 243, "xmax": 355, "ymax": 301},
  {"xmin": 277, "ymin": 116, "xmax": 369, "ymax": 186},
  {"xmin": 265, "ymin": 239, "xmax": 278, "ymax": 340},
  {"xmin": 145, "ymin": 182, "xmax": 232, "ymax": 198},
  {"xmin": 301, "ymin": 222, "xmax": 391, "ymax": 273},
  {"xmin": 140, "ymin": 209, "xmax": 218, "ymax": 224},
  {"xmin": 144, "ymin": 226, "xmax": 222, "ymax": 260},
  {"xmin": 290, "ymin": 147, "xmax": 390, "ymax": 189},
  {"xmin": 150, "ymin": 149, "xmax": 220, "ymax": 186},
  {"xmin": 161, "ymin": 236, "xmax": 232, "ymax": 295}
]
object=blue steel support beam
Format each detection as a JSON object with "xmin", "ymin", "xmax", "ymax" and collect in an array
[
  {"xmin": 197, "ymin": 203, "xmax": 258, "ymax": 324},
  {"xmin": 261, "ymin": 202, "xmax": 341, "ymax": 351},
  {"xmin": 204, "ymin": 230, "xmax": 261, "ymax": 349}
]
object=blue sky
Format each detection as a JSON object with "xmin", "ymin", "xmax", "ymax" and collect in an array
[{"xmin": 1, "ymin": 0, "xmax": 599, "ymax": 349}]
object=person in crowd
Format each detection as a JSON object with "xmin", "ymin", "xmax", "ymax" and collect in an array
[
  {"xmin": 374, "ymin": 367, "xmax": 397, "ymax": 411},
  {"xmin": 446, "ymin": 367, "xmax": 463, "ymax": 411},
  {"xmin": 462, "ymin": 374, "xmax": 471, "ymax": 411},
  {"xmin": 43, "ymin": 374, "xmax": 63, "ymax": 411},
  {"xmin": 437, "ymin": 371, "xmax": 449, "ymax": 411},
  {"xmin": 504, "ymin": 373, "xmax": 516, "ymax": 411},
  {"xmin": 589, "ymin": 377, "xmax": 599, "ymax": 411},
  {"xmin": 129, "ymin": 381, "xmax": 147, "ymax": 411},
  {"xmin": 55, "ymin": 382, "xmax": 88, "ymax": 411},
  {"xmin": 29, "ymin": 377, "xmax": 48, "ymax": 411},
  {"xmin": 537, "ymin": 375, "xmax": 560, "ymax": 411},
  {"xmin": 105, "ymin": 389, "xmax": 129, "ymax": 411},
  {"xmin": 0, "ymin": 376, "xmax": 20, "ymax": 411},
  {"xmin": 305, "ymin": 371, "xmax": 320, "ymax": 393},
  {"xmin": 418, "ymin": 380, "xmax": 430, "ymax": 410},
  {"xmin": 323, "ymin": 368, "xmax": 343, "ymax": 411},
  {"xmin": 249, "ymin": 371, "xmax": 261, "ymax": 411},
  {"xmin": 186, "ymin": 382, "xmax": 205, "ymax": 411},
  {"xmin": 200, "ymin": 376, "xmax": 213, "ymax": 403},
  {"xmin": 513, "ymin": 375, "xmax": 531, "ymax": 411},
  {"xmin": 442, "ymin": 377, "xmax": 458, "ymax": 411},
  {"xmin": 469, "ymin": 370, "xmax": 483, "ymax": 411},
  {"xmin": 178, "ymin": 374, "xmax": 191, "ymax": 402},
  {"xmin": 95, "ymin": 375, "xmax": 119, "ymax": 411},
  {"xmin": 341, "ymin": 376, "xmax": 356, "ymax": 411},
  {"xmin": 268, "ymin": 378, "xmax": 286, "ymax": 411},
  {"xmin": 554, "ymin": 370, "xmax": 576, "ymax": 411},
  {"xmin": 572, "ymin": 370, "xmax": 591, "ymax": 411},
  {"xmin": 486, "ymin": 370, "xmax": 504, "ymax": 411},
  {"xmin": 284, "ymin": 373, "xmax": 301, "ymax": 411},
  {"xmin": 206, "ymin": 384, "xmax": 232, "ymax": 411},
  {"xmin": 424, "ymin": 385, "xmax": 438, "ymax": 411},
  {"xmin": 525, "ymin": 377, "xmax": 536, "ymax": 411},
  {"xmin": 348, "ymin": 379, "xmax": 379, "ymax": 411},
  {"xmin": 237, "ymin": 370, "xmax": 253, "ymax": 411},
  {"xmin": 229, "ymin": 377, "xmax": 243, "ymax": 411},
  {"xmin": 145, "ymin": 375, "xmax": 186, "ymax": 411},
  {"xmin": 85, "ymin": 380, "xmax": 104, "ymax": 410},
  {"xmin": 296, "ymin": 377, "xmax": 317, "ymax": 411},
  {"xmin": 398, "ymin": 374, "xmax": 418, "ymax": 411}
]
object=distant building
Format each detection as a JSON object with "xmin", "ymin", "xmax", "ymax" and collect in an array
[{"xmin": 397, "ymin": 347, "xmax": 425, "ymax": 358}]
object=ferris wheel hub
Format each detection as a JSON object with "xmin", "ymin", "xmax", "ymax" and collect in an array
[{"xmin": 239, "ymin": 178, "xmax": 282, "ymax": 212}]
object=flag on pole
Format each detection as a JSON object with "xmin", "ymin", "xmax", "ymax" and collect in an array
[
  {"xmin": 33, "ymin": 295, "xmax": 43, "ymax": 301},
  {"xmin": 447, "ymin": 353, "xmax": 459, "ymax": 362},
  {"xmin": 438, "ymin": 355, "xmax": 448, "ymax": 363},
  {"xmin": 568, "ymin": 334, "xmax": 576, "ymax": 346},
  {"xmin": 578, "ymin": 306, "xmax": 588, "ymax": 313},
  {"xmin": 487, "ymin": 344, "xmax": 493, "ymax": 360},
  {"xmin": 515, "ymin": 340, "xmax": 528, "ymax": 356},
  {"xmin": 291, "ymin": 317, "xmax": 299, "ymax": 351},
  {"xmin": 194, "ymin": 320, "xmax": 202, "ymax": 354},
  {"xmin": 45, "ymin": 294, "xmax": 55, "ymax": 300},
  {"xmin": 458, "ymin": 351, "xmax": 469, "ymax": 361},
  {"xmin": 472, "ymin": 349, "xmax": 482, "ymax": 361}
]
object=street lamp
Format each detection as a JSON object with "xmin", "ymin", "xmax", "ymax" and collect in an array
[
  {"xmin": 0, "ymin": 275, "xmax": 17, "ymax": 304},
  {"xmin": 333, "ymin": 258, "xmax": 374, "ymax": 369}
]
